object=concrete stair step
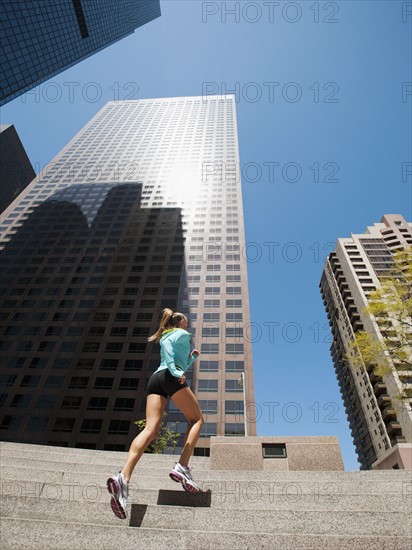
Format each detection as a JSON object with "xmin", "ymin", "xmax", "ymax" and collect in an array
[
  {"xmin": 3, "ymin": 455, "xmax": 412, "ymax": 483},
  {"xmin": 1, "ymin": 466, "xmax": 410, "ymax": 495},
  {"xmin": 1, "ymin": 497, "xmax": 410, "ymax": 537},
  {"xmin": 1, "ymin": 486, "xmax": 411, "ymax": 513},
  {"xmin": 2, "ymin": 517, "xmax": 411, "ymax": 550},
  {"xmin": 0, "ymin": 441, "xmax": 211, "ymax": 463},
  {"xmin": 0, "ymin": 442, "xmax": 210, "ymax": 464}
]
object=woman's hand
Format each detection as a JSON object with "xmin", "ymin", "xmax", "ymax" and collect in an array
[
  {"xmin": 179, "ymin": 374, "xmax": 186, "ymax": 384},
  {"xmin": 190, "ymin": 349, "xmax": 200, "ymax": 358}
]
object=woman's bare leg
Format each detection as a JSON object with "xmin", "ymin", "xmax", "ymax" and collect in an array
[
  {"xmin": 171, "ymin": 387, "xmax": 204, "ymax": 468},
  {"xmin": 121, "ymin": 393, "xmax": 167, "ymax": 482}
]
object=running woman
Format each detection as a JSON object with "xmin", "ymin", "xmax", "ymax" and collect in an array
[{"xmin": 107, "ymin": 308, "xmax": 204, "ymax": 519}]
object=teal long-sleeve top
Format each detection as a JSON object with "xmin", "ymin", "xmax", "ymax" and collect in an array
[{"xmin": 154, "ymin": 328, "xmax": 198, "ymax": 378}]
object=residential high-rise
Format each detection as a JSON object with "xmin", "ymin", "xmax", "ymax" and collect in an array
[
  {"xmin": 320, "ymin": 215, "xmax": 412, "ymax": 469},
  {"xmin": 0, "ymin": 0, "xmax": 161, "ymax": 106},
  {"xmin": 0, "ymin": 124, "xmax": 36, "ymax": 213},
  {"xmin": 0, "ymin": 95, "xmax": 256, "ymax": 454}
]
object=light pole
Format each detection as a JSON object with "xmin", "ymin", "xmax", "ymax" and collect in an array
[{"xmin": 237, "ymin": 371, "xmax": 247, "ymax": 437}]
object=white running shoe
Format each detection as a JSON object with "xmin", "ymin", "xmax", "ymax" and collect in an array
[
  {"xmin": 169, "ymin": 462, "xmax": 200, "ymax": 494},
  {"xmin": 107, "ymin": 471, "xmax": 128, "ymax": 519}
]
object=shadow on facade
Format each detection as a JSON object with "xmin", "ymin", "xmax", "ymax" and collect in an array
[{"xmin": 0, "ymin": 182, "xmax": 189, "ymax": 451}]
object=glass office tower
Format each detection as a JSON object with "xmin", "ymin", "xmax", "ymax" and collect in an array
[
  {"xmin": 0, "ymin": 0, "xmax": 161, "ymax": 105},
  {"xmin": 0, "ymin": 96, "xmax": 256, "ymax": 454}
]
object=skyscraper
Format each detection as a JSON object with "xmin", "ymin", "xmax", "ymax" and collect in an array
[
  {"xmin": 0, "ymin": 124, "xmax": 36, "ymax": 213},
  {"xmin": 0, "ymin": 95, "xmax": 256, "ymax": 454},
  {"xmin": 0, "ymin": 0, "xmax": 161, "ymax": 106},
  {"xmin": 320, "ymin": 215, "xmax": 412, "ymax": 469}
]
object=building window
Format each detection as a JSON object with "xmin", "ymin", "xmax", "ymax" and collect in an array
[
  {"xmin": 203, "ymin": 313, "xmax": 220, "ymax": 322},
  {"xmin": 1, "ymin": 415, "xmax": 22, "ymax": 430},
  {"xmin": 108, "ymin": 420, "xmax": 130, "ymax": 435},
  {"xmin": 53, "ymin": 418, "xmax": 75, "ymax": 432},
  {"xmin": 225, "ymin": 361, "xmax": 244, "ymax": 372},
  {"xmin": 199, "ymin": 360, "xmax": 219, "ymax": 372},
  {"xmin": 69, "ymin": 376, "xmax": 89, "ymax": 389},
  {"xmin": 198, "ymin": 400, "xmax": 218, "ymax": 414},
  {"xmin": 87, "ymin": 397, "xmax": 108, "ymax": 410},
  {"xmin": 62, "ymin": 396, "xmax": 83, "ymax": 409},
  {"xmin": 225, "ymin": 400, "xmax": 244, "ymax": 414},
  {"xmin": 226, "ymin": 343, "xmax": 244, "ymax": 354},
  {"xmin": 124, "ymin": 360, "xmax": 143, "ymax": 371},
  {"xmin": 198, "ymin": 380, "xmax": 218, "ymax": 392},
  {"xmin": 199, "ymin": 423, "xmax": 217, "ymax": 437},
  {"xmin": 80, "ymin": 419, "xmax": 103, "ymax": 433},
  {"xmin": 82, "ymin": 342, "xmax": 100, "ymax": 353},
  {"xmin": 45, "ymin": 376, "xmax": 64, "ymax": 388},
  {"xmin": 226, "ymin": 299, "xmax": 242, "ymax": 308},
  {"xmin": 100, "ymin": 359, "xmax": 119, "ymax": 370},
  {"xmin": 262, "ymin": 443, "xmax": 287, "ymax": 458},
  {"xmin": 201, "ymin": 343, "xmax": 219, "ymax": 355},
  {"xmin": 225, "ymin": 379, "xmax": 243, "ymax": 393},
  {"xmin": 128, "ymin": 343, "xmax": 147, "ymax": 353},
  {"xmin": 226, "ymin": 327, "xmax": 243, "ymax": 338},
  {"xmin": 225, "ymin": 423, "xmax": 245, "ymax": 436},
  {"xmin": 119, "ymin": 378, "xmax": 139, "ymax": 390},
  {"xmin": 114, "ymin": 398, "xmax": 135, "ymax": 411},
  {"xmin": 105, "ymin": 342, "xmax": 124, "ymax": 353},
  {"xmin": 94, "ymin": 377, "xmax": 114, "ymax": 389},
  {"xmin": 11, "ymin": 394, "xmax": 31, "ymax": 408},
  {"xmin": 20, "ymin": 375, "xmax": 40, "ymax": 387},
  {"xmin": 202, "ymin": 326, "xmax": 220, "ymax": 338}
]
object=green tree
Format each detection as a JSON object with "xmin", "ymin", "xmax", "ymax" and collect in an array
[
  {"xmin": 346, "ymin": 248, "xmax": 412, "ymax": 401},
  {"xmin": 133, "ymin": 412, "xmax": 181, "ymax": 454}
]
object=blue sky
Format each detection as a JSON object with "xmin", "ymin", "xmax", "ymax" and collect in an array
[{"xmin": 1, "ymin": 0, "xmax": 411, "ymax": 470}]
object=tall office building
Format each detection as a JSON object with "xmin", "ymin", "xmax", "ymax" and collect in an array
[
  {"xmin": 0, "ymin": 95, "xmax": 256, "ymax": 454},
  {"xmin": 0, "ymin": 0, "xmax": 161, "ymax": 106},
  {"xmin": 0, "ymin": 124, "xmax": 36, "ymax": 213},
  {"xmin": 320, "ymin": 214, "xmax": 412, "ymax": 470}
]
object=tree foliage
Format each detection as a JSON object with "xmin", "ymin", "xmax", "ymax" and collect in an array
[
  {"xmin": 346, "ymin": 248, "xmax": 412, "ymax": 400},
  {"xmin": 133, "ymin": 412, "xmax": 181, "ymax": 454}
]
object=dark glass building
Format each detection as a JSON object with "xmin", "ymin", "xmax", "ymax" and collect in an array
[
  {"xmin": 0, "ymin": 124, "xmax": 36, "ymax": 213},
  {"xmin": 0, "ymin": 0, "xmax": 161, "ymax": 105}
]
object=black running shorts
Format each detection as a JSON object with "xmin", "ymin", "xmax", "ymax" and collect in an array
[{"xmin": 146, "ymin": 367, "xmax": 188, "ymax": 398}]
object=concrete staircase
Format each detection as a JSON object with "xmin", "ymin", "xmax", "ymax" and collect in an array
[{"xmin": 1, "ymin": 441, "xmax": 411, "ymax": 549}]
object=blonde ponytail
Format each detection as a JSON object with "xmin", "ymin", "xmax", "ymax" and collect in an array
[{"xmin": 148, "ymin": 308, "xmax": 187, "ymax": 343}]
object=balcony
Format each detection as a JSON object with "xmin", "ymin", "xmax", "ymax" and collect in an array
[
  {"xmin": 386, "ymin": 421, "xmax": 402, "ymax": 434},
  {"xmin": 381, "ymin": 408, "xmax": 397, "ymax": 421},
  {"xmin": 373, "ymin": 382, "xmax": 387, "ymax": 397},
  {"xmin": 352, "ymin": 319, "xmax": 363, "ymax": 331},
  {"xmin": 377, "ymin": 394, "xmax": 391, "ymax": 408},
  {"xmin": 369, "ymin": 372, "xmax": 381, "ymax": 384},
  {"xmin": 391, "ymin": 435, "xmax": 407, "ymax": 445}
]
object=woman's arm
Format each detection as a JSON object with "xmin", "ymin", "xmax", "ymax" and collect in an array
[
  {"xmin": 162, "ymin": 337, "xmax": 185, "ymax": 378},
  {"xmin": 187, "ymin": 348, "xmax": 200, "ymax": 367}
]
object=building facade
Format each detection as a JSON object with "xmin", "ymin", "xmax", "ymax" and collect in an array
[
  {"xmin": 320, "ymin": 214, "xmax": 412, "ymax": 469},
  {"xmin": 0, "ymin": 124, "xmax": 36, "ymax": 213},
  {"xmin": 0, "ymin": 0, "xmax": 161, "ymax": 105},
  {"xmin": 0, "ymin": 95, "xmax": 256, "ymax": 454}
]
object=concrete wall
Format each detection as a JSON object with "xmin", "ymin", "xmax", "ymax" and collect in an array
[{"xmin": 210, "ymin": 436, "xmax": 345, "ymax": 471}]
